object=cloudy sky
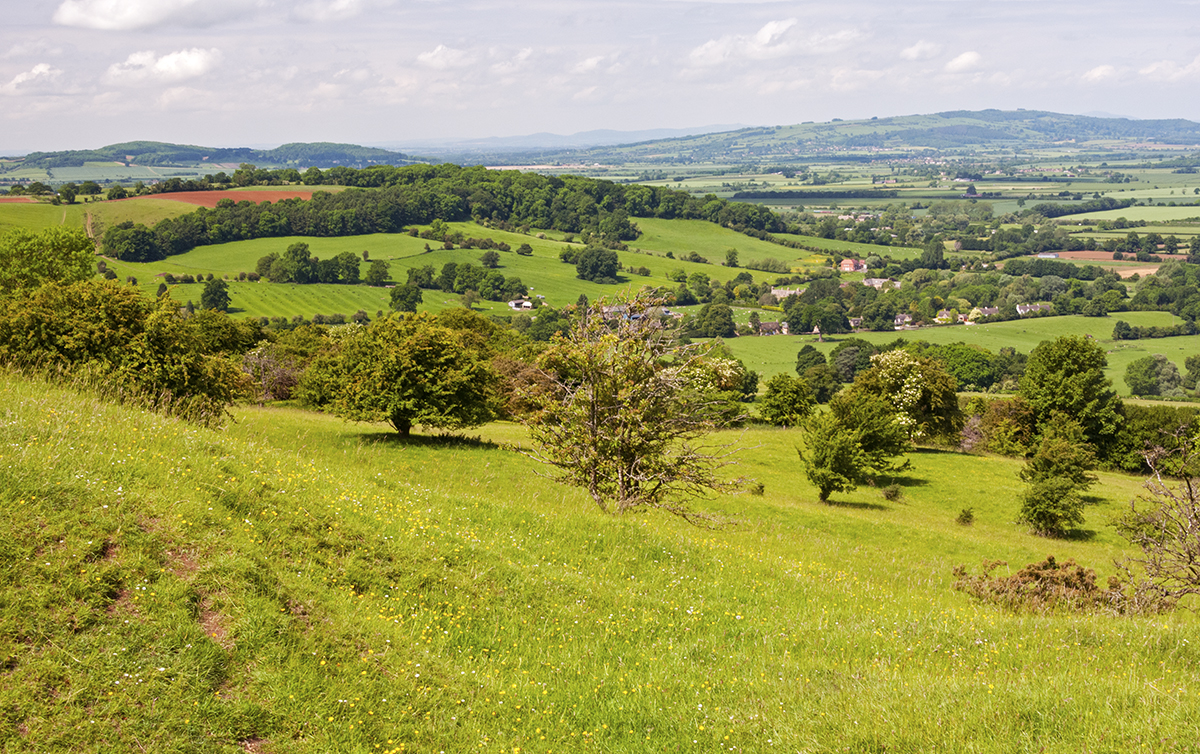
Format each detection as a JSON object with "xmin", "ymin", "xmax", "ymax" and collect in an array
[{"xmin": 3, "ymin": 0, "xmax": 1200, "ymax": 153}]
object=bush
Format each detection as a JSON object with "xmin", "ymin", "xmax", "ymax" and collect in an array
[
  {"xmin": 881, "ymin": 484, "xmax": 902, "ymax": 502},
  {"xmin": 956, "ymin": 507, "xmax": 975, "ymax": 526},
  {"xmin": 953, "ymin": 556, "xmax": 1121, "ymax": 613},
  {"xmin": 1017, "ymin": 476, "xmax": 1086, "ymax": 536}
]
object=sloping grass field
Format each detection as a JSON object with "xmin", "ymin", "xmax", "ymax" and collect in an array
[{"xmin": 2, "ymin": 372, "xmax": 1198, "ymax": 752}]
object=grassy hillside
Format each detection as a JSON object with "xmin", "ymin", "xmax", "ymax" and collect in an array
[{"xmin": 3, "ymin": 372, "xmax": 1198, "ymax": 752}]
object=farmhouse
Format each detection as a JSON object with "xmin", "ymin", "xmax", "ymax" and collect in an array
[
  {"xmin": 839, "ymin": 258, "xmax": 867, "ymax": 273},
  {"xmin": 771, "ymin": 287, "xmax": 804, "ymax": 300},
  {"xmin": 1016, "ymin": 303, "xmax": 1053, "ymax": 316},
  {"xmin": 757, "ymin": 321, "xmax": 789, "ymax": 336},
  {"xmin": 507, "ymin": 298, "xmax": 534, "ymax": 310},
  {"xmin": 894, "ymin": 313, "xmax": 913, "ymax": 329},
  {"xmin": 863, "ymin": 278, "xmax": 899, "ymax": 290}
]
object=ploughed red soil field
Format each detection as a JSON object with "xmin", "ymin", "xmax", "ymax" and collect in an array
[
  {"xmin": 124, "ymin": 190, "xmax": 316, "ymax": 208},
  {"xmin": 0, "ymin": 197, "xmax": 36, "ymax": 203}
]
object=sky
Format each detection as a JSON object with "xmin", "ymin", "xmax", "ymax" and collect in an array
[{"xmin": 3, "ymin": 0, "xmax": 1200, "ymax": 153}]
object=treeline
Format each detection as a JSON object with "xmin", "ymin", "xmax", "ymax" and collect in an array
[
  {"xmin": 1112, "ymin": 319, "xmax": 1200, "ymax": 340},
  {"xmin": 1029, "ymin": 197, "xmax": 1135, "ymax": 218},
  {"xmin": 101, "ymin": 164, "xmax": 785, "ymax": 262},
  {"xmin": 1000, "ymin": 258, "xmax": 1106, "ymax": 280}
]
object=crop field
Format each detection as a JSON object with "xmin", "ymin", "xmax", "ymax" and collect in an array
[
  {"xmin": 719, "ymin": 311, "xmax": 1195, "ymax": 395},
  {"xmin": 3, "ymin": 371, "xmax": 1197, "ymax": 753}
]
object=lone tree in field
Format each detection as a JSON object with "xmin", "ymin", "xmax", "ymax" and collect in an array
[
  {"xmin": 799, "ymin": 391, "xmax": 910, "ymax": 503},
  {"xmin": 321, "ymin": 313, "xmax": 500, "ymax": 436},
  {"xmin": 521, "ymin": 293, "xmax": 744, "ymax": 524}
]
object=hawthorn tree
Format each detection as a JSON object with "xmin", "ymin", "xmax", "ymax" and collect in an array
[
  {"xmin": 1115, "ymin": 436, "xmax": 1200, "ymax": 609},
  {"xmin": 849, "ymin": 348, "xmax": 962, "ymax": 441},
  {"xmin": 799, "ymin": 391, "xmax": 910, "ymax": 503},
  {"xmin": 320, "ymin": 313, "xmax": 500, "ymax": 436},
  {"xmin": 758, "ymin": 374, "xmax": 813, "ymax": 427},
  {"xmin": 0, "ymin": 227, "xmax": 94, "ymax": 294},
  {"xmin": 520, "ymin": 294, "xmax": 744, "ymax": 523}
]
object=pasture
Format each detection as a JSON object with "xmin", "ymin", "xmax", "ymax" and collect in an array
[
  {"xmin": 720, "ymin": 311, "xmax": 1197, "ymax": 395},
  {"xmin": 2, "ymin": 371, "xmax": 1197, "ymax": 753}
]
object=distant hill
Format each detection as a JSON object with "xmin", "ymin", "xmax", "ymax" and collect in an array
[
  {"xmin": 389, "ymin": 124, "xmax": 747, "ymax": 157},
  {"xmin": 524, "ymin": 110, "xmax": 1200, "ymax": 165},
  {"xmin": 12, "ymin": 141, "xmax": 414, "ymax": 170}
]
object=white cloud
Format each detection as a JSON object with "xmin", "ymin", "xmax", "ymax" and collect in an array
[
  {"xmin": 294, "ymin": 0, "xmax": 377, "ymax": 23},
  {"xmin": 688, "ymin": 18, "xmax": 797, "ymax": 67},
  {"xmin": 1082, "ymin": 64, "xmax": 1117, "ymax": 83},
  {"xmin": 53, "ymin": 0, "xmax": 259, "ymax": 30},
  {"xmin": 416, "ymin": 45, "xmax": 473, "ymax": 70},
  {"xmin": 490, "ymin": 48, "xmax": 532, "ymax": 76},
  {"xmin": 1139, "ymin": 54, "xmax": 1200, "ymax": 82},
  {"xmin": 54, "ymin": 0, "xmax": 201, "ymax": 30},
  {"xmin": 944, "ymin": 51, "xmax": 981, "ymax": 73},
  {"xmin": 105, "ymin": 48, "xmax": 222, "ymax": 84},
  {"xmin": 900, "ymin": 40, "xmax": 940, "ymax": 61},
  {"xmin": 0, "ymin": 63, "xmax": 63, "ymax": 96}
]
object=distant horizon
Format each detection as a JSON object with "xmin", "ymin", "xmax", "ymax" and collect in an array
[{"xmin": 3, "ymin": 107, "xmax": 1196, "ymax": 158}]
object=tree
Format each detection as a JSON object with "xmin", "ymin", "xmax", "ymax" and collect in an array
[
  {"xmin": 1019, "ymin": 335, "xmax": 1122, "ymax": 446},
  {"xmin": 799, "ymin": 392, "xmax": 910, "ymax": 503},
  {"xmin": 322, "ymin": 313, "xmax": 500, "ymax": 437},
  {"xmin": 520, "ymin": 294, "xmax": 745, "ymax": 523},
  {"xmin": 725, "ymin": 248, "xmax": 739, "ymax": 267},
  {"xmin": 1018, "ymin": 478, "xmax": 1086, "ymax": 537},
  {"xmin": 106, "ymin": 185, "xmax": 129, "ymax": 200},
  {"xmin": 365, "ymin": 259, "xmax": 389, "ymax": 286},
  {"xmin": 389, "ymin": 284, "xmax": 422, "ymax": 313},
  {"xmin": 694, "ymin": 302, "xmax": 735, "ymax": 338},
  {"xmin": 795, "ymin": 344, "xmax": 827, "ymax": 374},
  {"xmin": 102, "ymin": 221, "xmax": 161, "ymax": 262},
  {"xmin": 1115, "ymin": 437, "xmax": 1200, "ymax": 609},
  {"xmin": 758, "ymin": 374, "xmax": 813, "ymax": 427},
  {"xmin": 58, "ymin": 183, "xmax": 78, "ymax": 204},
  {"xmin": 480, "ymin": 250, "xmax": 501, "ymax": 268},
  {"xmin": 575, "ymin": 247, "xmax": 619, "ymax": 283},
  {"xmin": 200, "ymin": 278, "xmax": 231, "ymax": 312},
  {"xmin": 0, "ymin": 227, "xmax": 94, "ymax": 294},
  {"xmin": 850, "ymin": 349, "xmax": 962, "ymax": 440},
  {"xmin": 1125, "ymin": 354, "xmax": 1183, "ymax": 397}
]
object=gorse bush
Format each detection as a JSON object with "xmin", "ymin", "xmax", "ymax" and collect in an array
[{"xmin": 953, "ymin": 556, "xmax": 1121, "ymax": 613}]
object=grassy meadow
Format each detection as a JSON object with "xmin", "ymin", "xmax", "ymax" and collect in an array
[
  {"xmin": 3, "ymin": 371, "xmax": 1198, "ymax": 753},
  {"xmin": 721, "ymin": 311, "xmax": 1199, "ymax": 395}
]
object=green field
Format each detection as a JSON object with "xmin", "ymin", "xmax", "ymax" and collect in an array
[
  {"xmin": 3, "ymin": 370, "xmax": 1197, "ymax": 752},
  {"xmin": 1075, "ymin": 206, "xmax": 1200, "ymax": 222},
  {"xmin": 105, "ymin": 220, "xmax": 814, "ymax": 318},
  {"xmin": 630, "ymin": 217, "xmax": 824, "ymax": 269},
  {"xmin": 719, "ymin": 311, "xmax": 1197, "ymax": 395}
]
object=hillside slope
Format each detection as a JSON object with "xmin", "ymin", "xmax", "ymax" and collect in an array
[{"xmin": 2, "ymin": 374, "xmax": 1198, "ymax": 752}]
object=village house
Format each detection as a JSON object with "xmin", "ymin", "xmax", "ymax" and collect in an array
[
  {"xmin": 862, "ymin": 278, "xmax": 899, "ymax": 290},
  {"xmin": 771, "ymin": 287, "xmax": 804, "ymax": 300},
  {"xmin": 839, "ymin": 258, "xmax": 867, "ymax": 273},
  {"xmin": 894, "ymin": 313, "xmax": 913, "ymax": 329},
  {"xmin": 1016, "ymin": 303, "xmax": 1053, "ymax": 316},
  {"xmin": 757, "ymin": 321, "xmax": 789, "ymax": 336}
]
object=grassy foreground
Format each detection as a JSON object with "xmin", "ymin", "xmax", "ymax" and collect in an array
[{"xmin": 2, "ymin": 374, "xmax": 1198, "ymax": 753}]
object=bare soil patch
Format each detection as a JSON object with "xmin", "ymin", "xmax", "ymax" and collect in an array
[{"xmin": 0, "ymin": 197, "xmax": 36, "ymax": 203}]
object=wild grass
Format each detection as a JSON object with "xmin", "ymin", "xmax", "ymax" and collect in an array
[{"xmin": 3, "ymin": 373, "xmax": 1198, "ymax": 752}]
